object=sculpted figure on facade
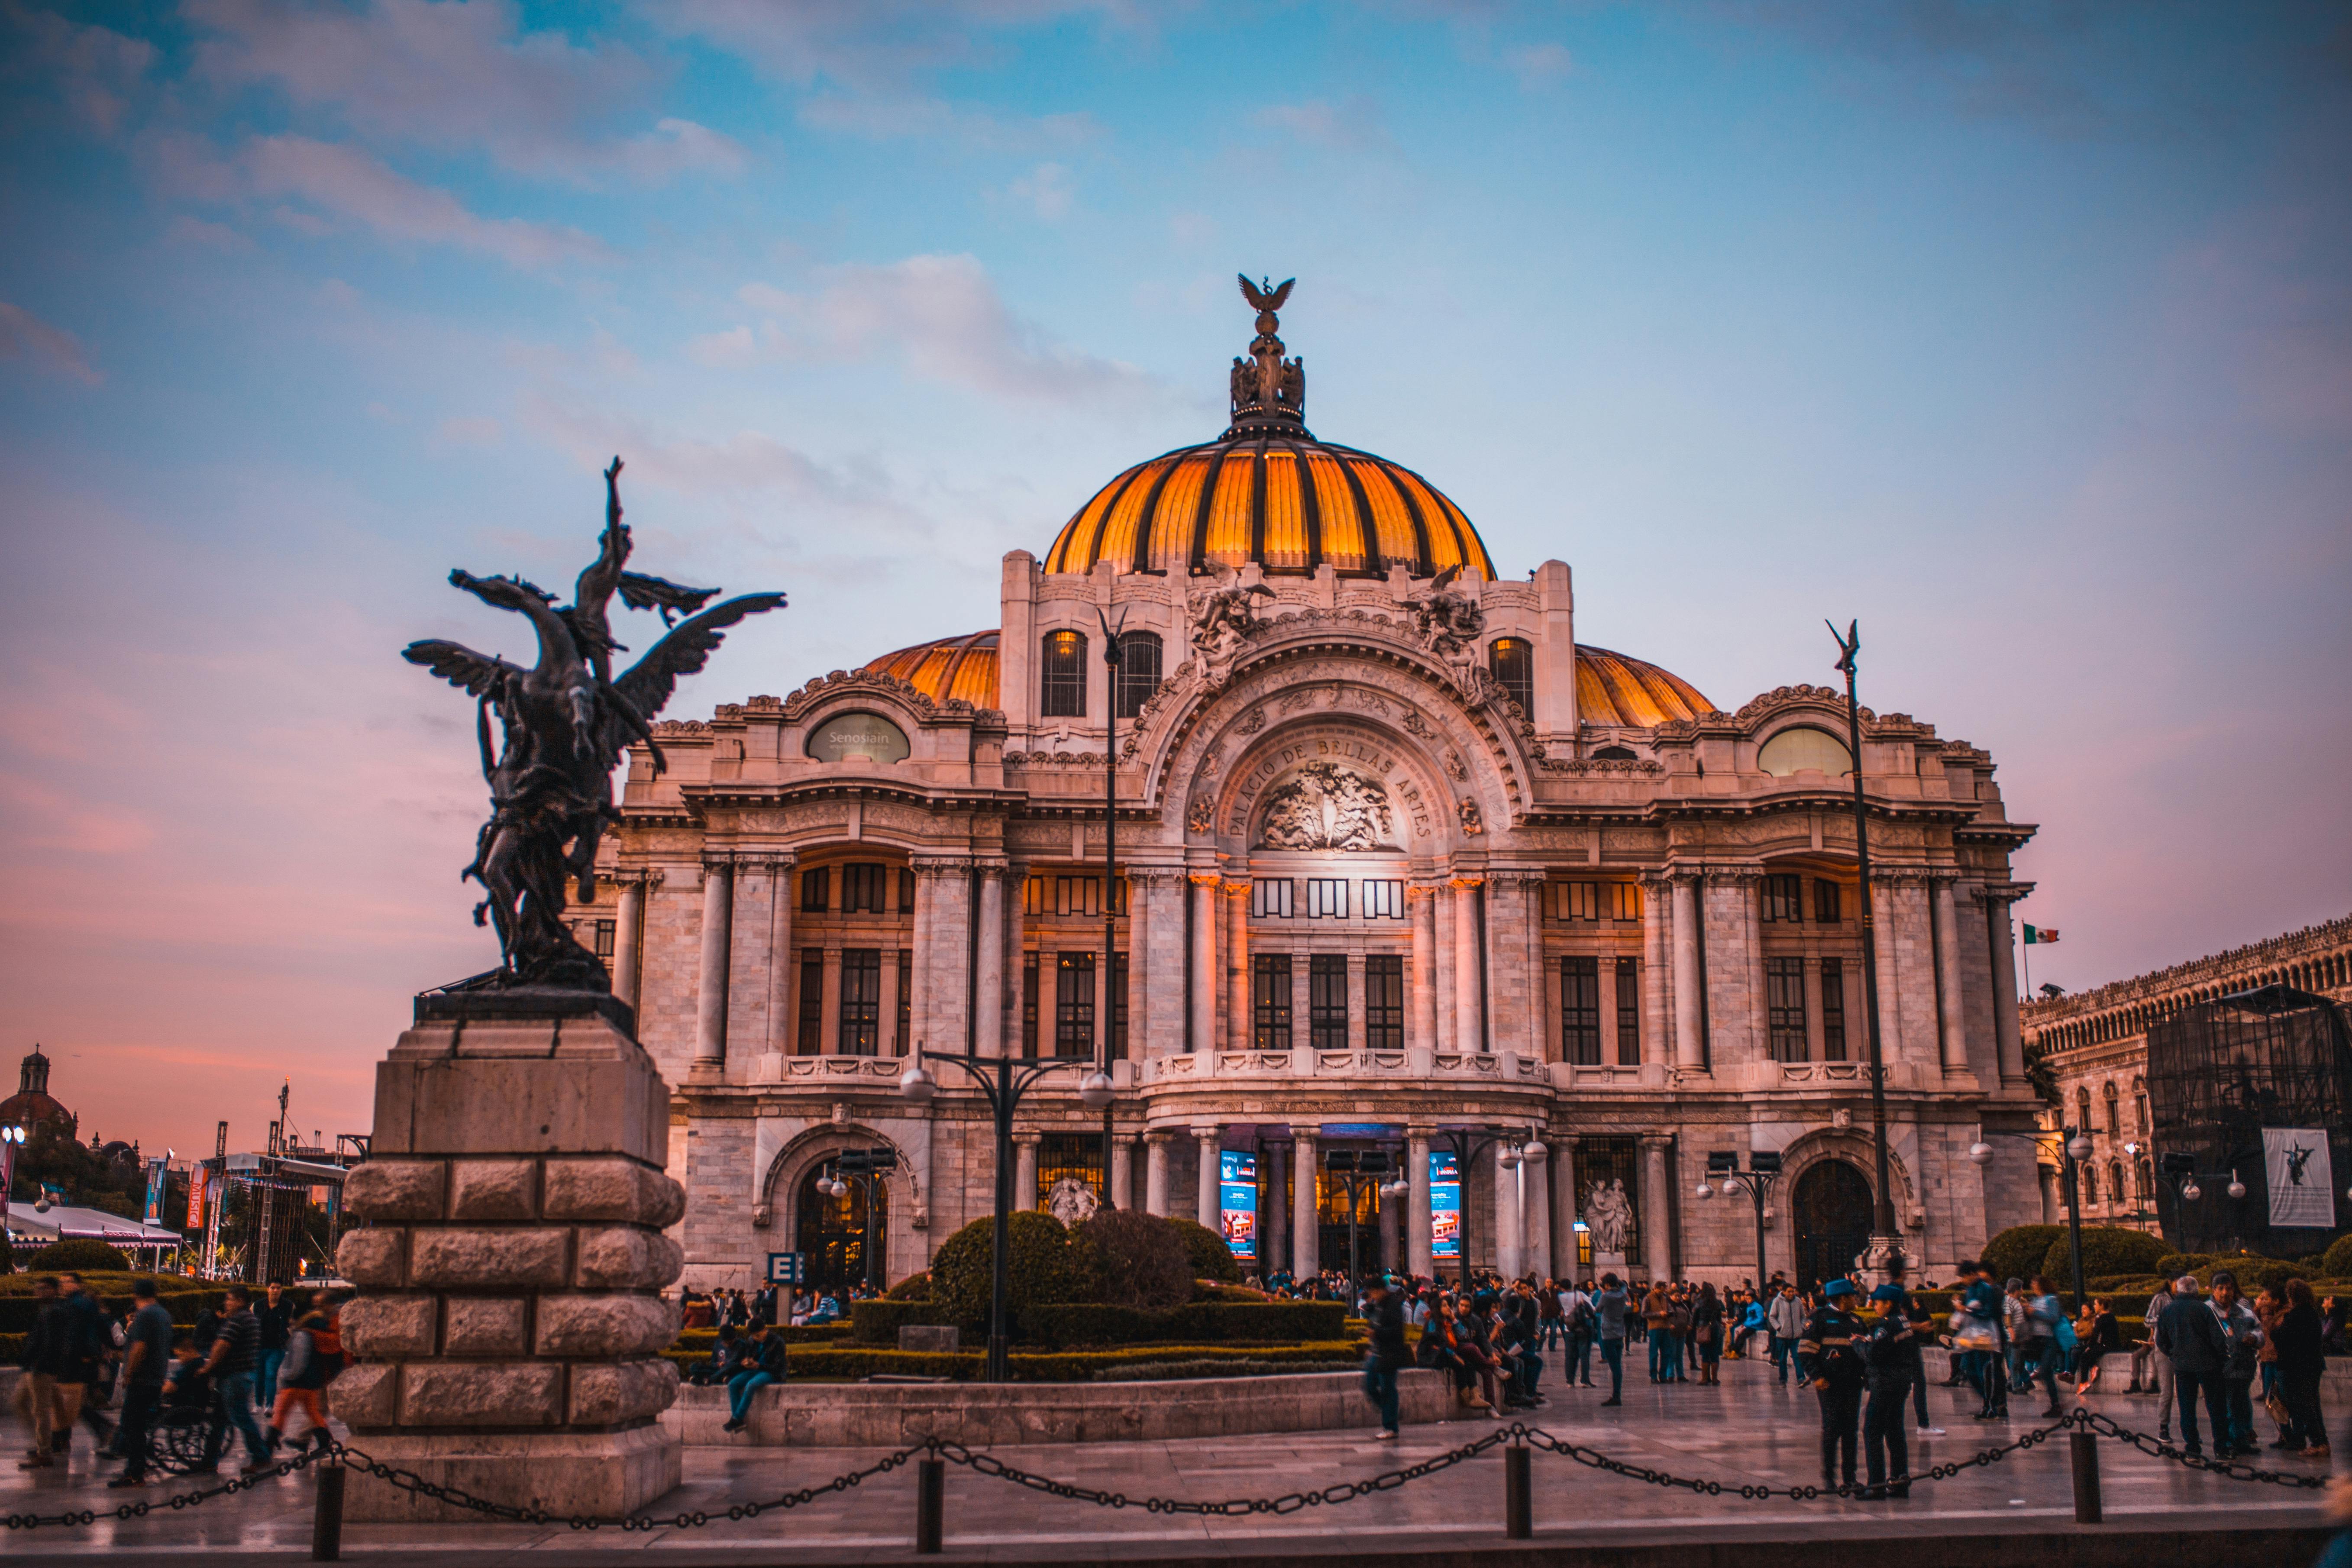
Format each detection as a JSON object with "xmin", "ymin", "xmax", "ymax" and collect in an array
[
  {"xmin": 1044, "ymin": 1175, "xmax": 1100, "ymax": 1228},
  {"xmin": 1257, "ymin": 762, "xmax": 1396, "ymax": 851},
  {"xmin": 1186, "ymin": 568, "xmax": 1276, "ymax": 685},
  {"xmin": 1583, "ymin": 1179, "xmax": 1634, "ymax": 1254},
  {"xmin": 1402, "ymin": 563, "xmax": 1486, "ymax": 680}
]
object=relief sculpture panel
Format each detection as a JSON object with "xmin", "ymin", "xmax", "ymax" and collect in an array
[{"xmin": 1256, "ymin": 762, "xmax": 1399, "ymax": 851}]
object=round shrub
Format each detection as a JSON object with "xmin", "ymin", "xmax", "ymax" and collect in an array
[
  {"xmin": 2040, "ymin": 1226, "xmax": 2168, "ymax": 1284},
  {"xmin": 1980, "ymin": 1225, "xmax": 2064, "ymax": 1286},
  {"xmin": 2319, "ymin": 1233, "xmax": 2352, "ymax": 1280},
  {"xmin": 27, "ymin": 1239, "xmax": 129, "ymax": 1273},
  {"xmin": 929, "ymin": 1211, "xmax": 1083, "ymax": 1329},
  {"xmin": 886, "ymin": 1271, "xmax": 931, "ymax": 1301},
  {"xmin": 1166, "ymin": 1218, "xmax": 1242, "ymax": 1284},
  {"xmin": 1075, "ymin": 1209, "xmax": 1192, "ymax": 1309},
  {"xmin": 2196, "ymin": 1254, "xmax": 2310, "ymax": 1295},
  {"xmin": 2155, "ymin": 1253, "xmax": 2213, "ymax": 1280}
]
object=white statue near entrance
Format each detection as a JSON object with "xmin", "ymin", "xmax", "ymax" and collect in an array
[
  {"xmin": 1582, "ymin": 1177, "xmax": 1633, "ymax": 1255},
  {"xmin": 1044, "ymin": 1175, "xmax": 1100, "ymax": 1228}
]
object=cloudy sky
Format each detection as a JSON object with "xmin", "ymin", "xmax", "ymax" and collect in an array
[{"xmin": 2, "ymin": 1, "xmax": 2347, "ymax": 1157}]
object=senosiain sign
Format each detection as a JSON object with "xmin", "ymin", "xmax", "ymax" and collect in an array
[
  {"xmin": 1225, "ymin": 726, "xmax": 1432, "ymax": 841},
  {"xmin": 806, "ymin": 711, "xmax": 911, "ymax": 764}
]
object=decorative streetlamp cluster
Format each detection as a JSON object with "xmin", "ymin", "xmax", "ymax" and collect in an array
[
  {"xmin": 1694, "ymin": 1150, "xmax": 1782, "ymax": 1288},
  {"xmin": 1324, "ymin": 1149, "xmax": 1409, "ymax": 1300}
]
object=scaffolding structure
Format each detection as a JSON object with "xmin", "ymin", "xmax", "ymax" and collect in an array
[{"xmin": 2145, "ymin": 983, "xmax": 2352, "ymax": 1255}]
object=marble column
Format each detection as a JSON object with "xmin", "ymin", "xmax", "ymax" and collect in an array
[
  {"xmin": 1189, "ymin": 874, "xmax": 1220, "ymax": 1054},
  {"xmin": 1870, "ymin": 873, "xmax": 1905, "ymax": 1070},
  {"xmin": 1409, "ymin": 884, "xmax": 1440, "ymax": 1054},
  {"xmin": 1639, "ymin": 1135, "xmax": 1674, "ymax": 1279},
  {"xmin": 1226, "ymin": 878, "xmax": 1252, "ymax": 1051},
  {"xmin": 1346, "ymin": 954, "xmax": 1368, "ymax": 1051},
  {"xmin": 818, "ymin": 948, "xmax": 843, "ymax": 1053},
  {"xmin": 1552, "ymin": 1135, "xmax": 1580, "ymax": 1283},
  {"xmin": 1144, "ymin": 1132, "xmax": 1171, "ymax": 1217},
  {"xmin": 1522, "ymin": 1142, "xmax": 1553, "ymax": 1280},
  {"xmin": 1639, "ymin": 873, "xmax": 1669, "ymax": 1067},
  {"xmin": 1111, "ymin": 1135, "xmax": 1135, "ymax": 1212},
  {"xmin": 1000, "ymin": 859, "xmax": 1029, "ymax": 1056},
  {"xmin": 1494, "ymin": 1142, "xmax": 1521, "ymax": 1280},
  {"xmin": 1263, "ymin": 1141, "xmax": 1289, "ymax": 1273},
  {"xmin": 1142, "ymin": 870, "xmax": 1186, "ymax": 1059},
  {"xmin": 1985, "ymin": 892, "xmax": 2025, "ymax": 1085},
  {"xmin": 1406, "ymin": 1130, "xmax": 1433, "ymax": 1279},
  {"xmin": 1014, "ymin": 1135, "xmax": 1040, "ymax": 1215},
  {"xmin": 1292, "ymin": 1130, "xmax": 1320, "ymax": 1279},
  {"xmin": 1669, "ymin": 874, "xmax": 1705, "ymax": 1072},
  {"xmin": 908, "ymin": 860, "xmax": 933, "ymax": 1052},
  {"xmin": 693, "ymin": 858, "xmax": 733, "ymax": 1077},
  {"xmin": 761, "ymin": 860, "xmax": 793, "ymax": 1057},
  {"xmin": 613, "ymin": 876, "xmax": 646, "ymax": 1009},
  {"xmin": 1195, "ymin": 1125, "xmax": 1221, "ymax": 1228},
  {"xmin": 1432, "ymin": 881, "xmax": 1456, "ymax": 1052},
  {"xmin": 974, "ymin": 865, "xmax": 1005, "ymax": 1057},
  {"xmin": 1932, "ymin": 876, "xmax": 1967, "ymax": 1076}
]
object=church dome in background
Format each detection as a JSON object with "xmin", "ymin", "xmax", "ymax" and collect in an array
[
  {"xmin": 0, "ymin": 1045, "xmax": 75, "ymax": 1137},
  {"xmin": 1042, "ymin": 277, "xmax": 1496, "ymax": 582}
]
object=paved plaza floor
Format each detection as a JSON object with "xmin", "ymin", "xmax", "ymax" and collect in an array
[{"xmin": 6, "ymin": 1351, "xmax": 2338, "ymax": 1563}]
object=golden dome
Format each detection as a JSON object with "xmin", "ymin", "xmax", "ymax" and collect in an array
[
  {"xmin": 1043, "ymin": 277, "xmax": 1495, "ymax": 582},
  {"xmin": 1578, "ymin": 645, "xmax": 1713, "ymax": 727},
  {"xmin": 866, "ymin": 630, "xmax": 1711, "ymax": 729}
]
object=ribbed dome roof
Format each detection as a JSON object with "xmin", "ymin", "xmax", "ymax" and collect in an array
[
  {"xmin": 864, "ymin": 631, "xmax": 1712, "ymax": 728},
  {"xmin": 1043, "ymin": 277, "xmax": 1495, "ymax": 582}
]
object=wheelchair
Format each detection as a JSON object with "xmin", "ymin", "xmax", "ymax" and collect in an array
[{"xmin": 148, "ymin": 1404, "xmax": 213, "ymax": 1475}]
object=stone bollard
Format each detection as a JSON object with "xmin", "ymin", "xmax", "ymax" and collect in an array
[{"xmin": 329, "ymin": 995, "xmax": 687, "ymax": 1523}]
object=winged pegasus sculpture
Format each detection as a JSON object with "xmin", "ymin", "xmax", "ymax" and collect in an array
[{"xmin": 404, "ymin": 458, "xmax": 785, "ymax": 992}]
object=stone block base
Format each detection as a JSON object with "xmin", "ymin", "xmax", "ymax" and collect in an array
[{"xmin": 341, "ymin": 1425, "xmax": 681, "ymax": 1523}]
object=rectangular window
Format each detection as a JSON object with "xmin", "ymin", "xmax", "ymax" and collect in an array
[
  {"xmin": 1054, "ymin": 952, "xmax": 1095, "ymax": 1054},
  {"xmin": 1111, "ymin": 951, "xmax": 1129, "ymax": 1060},
  {"xmin": 839, "ymin": 948, "xmax": 881, "ymax": 1055},
  {"xmin": 1250, "ymin": 879, "xmax": 1294, "ymax": 919},
  {"xmin": 1361, "ymin": 879, "xmax": 1405, "ymax": 919},
  {"xmin": 895, "ymin": 948, "xmax": 911, "ymax": 1054},
  {"xmin": 1820, "ymin": 957, "xmax": 1846, "ymax": 1061},
  {"xmin": 1611, "ymin": 882, "xmax": 1644, "ymax": 922},
  {"xmin": 842, "ymin": 862, "xmax": 886, "ymax": 914},
  {"xmin": 1767, "ymin": 955, "xmax": 1808, "ymax": 1061},
  {"xmin": 592, "ymin": 918, "xmax": 615, "ymax": 958},
  {"xmin": 1561, "ymin": 955, "xmax": 1601, "ymax": 1065},
  {"xmin": 1252, "ymin": 953, "xmax": 1292, "ymax": 1048},
  {"xmin": 1054, "ymin": 877, "xmax": 1100, "ymax": 918},
  {"xmin": 1813, "ymin": 878, "xmax": 1842, "ymax": 925},
  {"xmin": 1304, "ymin": 878, "xmax": 1348, "ymax": 918},
  {"xmin": 1021, "ymin": 953, "xmax": 1040, "ymax": 1057},
  {"xmin": 1554, "ymin": 881, "xmax": 1600, "ymax": 922},
  {"xmin": 800, "ymin": 866, "xmax": 830, "ymax": 913},
  {"xmin": 796, "ymin": 948, "xmax": 824, "ymax": 1055},
  {"xmin": 1614, "ymin": 957, "xmax": 1640, "ymax": 1064},
  {"xmin": 1365, "ymin": 955, "xmax": 1404, "ymax": 1048},
  {"xmin": 899, "ymin": 868, "xmax": 916, "ymax": 914},
  {"xmin": 1308, "ymin": 954, "xmax": 1348, "ymax": 1049},
  {"xmin": 1762, "ymin": 874, "xmax": 1805, "ymax": 923}
]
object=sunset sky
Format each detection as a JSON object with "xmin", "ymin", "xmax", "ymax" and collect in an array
[{"xmin": 3, "ymin": 1, "xmax": 2347, "ymax": 1157}]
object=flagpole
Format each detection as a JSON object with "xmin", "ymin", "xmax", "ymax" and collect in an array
[{"xmin": 2022, "ymin": 928, "xmax": 2031, "ymax": 1002}]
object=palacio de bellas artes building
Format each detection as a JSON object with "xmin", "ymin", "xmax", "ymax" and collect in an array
[{"xmin": 573, "ymin": 283, "xmax": 2046, "ymax": 1298}]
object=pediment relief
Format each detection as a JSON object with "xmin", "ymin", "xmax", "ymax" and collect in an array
[{"xmin": 1256, "ymin": 762, "xmax": 1399, "ymax": 851}]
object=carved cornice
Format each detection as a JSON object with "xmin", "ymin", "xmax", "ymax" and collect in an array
[
  {"xmin": 779, "ymin": 667, "xmax": 979, "ymax": 724},
  {"xmin": 2022, "ymin": 911, "xmax": 2352, "ymax": 1027},
  {"xmin": 1540, "ymin": 757, "xmax": 1665, "ymax": 775}
]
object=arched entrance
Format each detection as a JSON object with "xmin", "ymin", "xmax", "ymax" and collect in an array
[
  {"xmin": 796, "ymin": 1164, "xmax": 886, "ymax": 1295},
  {"xmin": 1792, "ymin": 1159, "xmax": 1874, "ymax": 1288}
]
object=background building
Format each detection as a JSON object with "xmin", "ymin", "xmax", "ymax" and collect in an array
[{"xmin": 585, "ymin": 290, "xmax": 2049, "ymax": 1292}]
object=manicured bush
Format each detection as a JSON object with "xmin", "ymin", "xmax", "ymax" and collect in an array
[
  {"xmin": 2087, "ymin": 1275, "xmax": 2168, "ymax": 1299},
  {"xmin": 2318, "ymin": 1234, "xmax": 2352, "ymax": 1280},
  {"xmin": 1167, "ymin": 1217, "xmax": 1242, "ymax": 1283},
  {"xmin": 1980, "ymin": 1225, "xmax": 2064, "ymax": 1286},
  {"xmin": 885, "ymin": 1271, "xmax": 931, "ymax": 1301},
  {"xmin": 1017, "ymin": 1300, "xmax": 1350, "ymax": 1348},
  {"xmin": 27, "ymin": 1239, "xmax": 130, "ymax": 1273},
  {"xmin": 2040, "ymin": 1226, "xmax": 2168, "ymax": 1285},
  {"xmin": 2195, "ymin": 1255, "xmax": 2310, "ymax": 1294},
  {"xmin": 2155, "ymin": 1253, "xmax": 2215, "ymax": 1280},
  {"xmin": 1074, "ymin": 1209, "xmax": 1192, "ymax": 1310},
  {"xmin": 927, "ymin": 1211, "xmax": 1086, "ymax": 1329}
]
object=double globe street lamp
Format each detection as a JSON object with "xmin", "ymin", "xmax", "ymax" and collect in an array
[
  {"xmin": 1971, "ymin": 1127, "xmax": 2094, "ymax": 1302},
  {"xmin": 1324, "ymin": 1149, "xmax": 1409, "ymax": 1303},
  {"xmin": 1694, "ymin": 1150, "xmax": 1783, "ymax": 1289}
]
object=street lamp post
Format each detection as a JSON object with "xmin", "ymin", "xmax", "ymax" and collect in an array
[
  {"xmin": 901, "ymin": 1049, "xmax": 1111, "ymax": 1382},
  {"xmin": 1829, "ymin": 620, "xmax": 1903, "ymax": 1281},
  {"xmin": 1325, "ymin": 1150, "xmax": 1408, "ymax": 1304},
  {"xmin": 821, "ymin": 1146, "xmax": 900, "ymax": 1293},
  {"xmin": 1695, "ymin": 1150, "xmax": 1783, "ymax": 1289},
  {"xmin": 1969, "ymin": 1126, "xmax": 2093, "ymax": 1302},
  {"xmin": 1096, "ymin": 606, "xmax": 1128, "ymax": 1204}
]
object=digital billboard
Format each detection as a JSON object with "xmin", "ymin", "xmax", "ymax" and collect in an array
[
  {"xmin": 1429, "ymin": 1150, "xmax": 1460, "ymax": 1260},
  {"xmin": 1219, "ymin": 1150, "xmax": 1259, "ymax": 1261},
  {"xmin": 185, "ymin": 1163, "xmax": 209, "ymax": 1233}
]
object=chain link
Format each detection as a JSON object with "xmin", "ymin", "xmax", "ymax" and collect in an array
[
  {"xmin": 6, "ymin": 1441, "xmax": 332, "ymax": 1531},
  {"xmin": 2070, "ymin": 1409, "xmax": 2330, "ymax": 1490}
]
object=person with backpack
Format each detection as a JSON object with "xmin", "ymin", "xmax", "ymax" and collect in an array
[
  {"xmin": 1360, "ymin": 1274, "xmax": 1409, "ymax": 1440},
  {"xmin": 1691, "ymin": 1283, "xmax": 1726, "ymax": 1386},
  {"xmin": 1766, "ymin": 1281, "xmax": 1806, "ymax": 1388},
  {"xmin": 195, "ymin": 1285, "xmax": 276, "ymax": 1473},
  {"xmin": 267, "ymin": 1310, "xmax": 334, "ymax": 1452},
  {"xmin": 1560, "ymin": 1280, "xmax": 1596, "ymax": 1387},
  {"xmin": 2210, "ymin": 1271, "xmax": 2265, "ymax": 1459}
]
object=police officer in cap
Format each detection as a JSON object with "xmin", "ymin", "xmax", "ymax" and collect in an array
[
  {"xmin": 1861, "ymin": 1283, "xmax": 1922, "ymax": 1499},
  {"xmin": 1796, "ymin": 1279, "xmax": 1868, "ymax": 1491}
]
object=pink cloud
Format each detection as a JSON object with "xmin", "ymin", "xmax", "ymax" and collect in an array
[{"xmin": 0, "ymin": 300, "xmax": 102, "ymax": 385}]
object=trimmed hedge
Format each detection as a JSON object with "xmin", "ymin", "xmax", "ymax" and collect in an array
[
  {"xmin": 849, "ymin": 1300, "xmax": 960, "ymax": 1343},
  {"xmin": 1980, "ymin": 1225, "xmax": 2065, "ymax": 1285},
  {"xmin": 930, "ymin": 1212, "xmax": 1086, "ymax": 1327},
  {"xmin": 1017, "ymin": 1300, "xmax": 1350, "ymax": 1347},
  {"xmin": 2319, "ymin": 1235, "xmax": 2352, "ymax": 1280},
  {"xmin": 0, "ymin": 1282, "xmax": 323, "ymax": 1336},
  {"xmin": 669, "ymin": 1340, "xmax": 1364, "ymax": 1383},
  {"xmin": 26, "ymin": 1240, "xmax": 131, "ymax": 1273},
  {"xmin": 2191, "ymin": 1255, "xmax": 2312, "ymax": 1294},
  {"xmin": 885, "ymin": 1271, "xmax": 931, "ymax": 1301},
  {"xmin": 674, "ymin": 1323, "xmax": 853, "ymax": 1352}
]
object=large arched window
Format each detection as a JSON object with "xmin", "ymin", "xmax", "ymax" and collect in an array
[
  {"xmin": 1113, "ymin": 630, "xmax": 1161, "ymax": 719},
  {"xmin": 1488, "ymin": 637, "xmax": 1533, "ymax": 713},
  {"xmin": 2080, "ymin": 1161, "xmax": 2097, "ymax": 1205},
  {"xmin": 1040, "ymin": 629, "xmax": 1087, "ymax": 718},
  {"xmin": 2107, "ymin": 1160, "xmax": 2125, "ymax": 1210},
  {"xmin": 2133, "ymin": 1077, "xmax": 2148, "ymax": 1133},
  {"xmin": 1758, "ymin": 726, "xmax": 1854, "ymax": 778},
  {"xmin": 2074, "ymin": 1086, "xmax": 2092, "ymax": 1132}
]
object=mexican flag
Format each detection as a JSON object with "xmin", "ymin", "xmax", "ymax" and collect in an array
[{"xmin": 2023, "ymin": 925, "xmax": 2060, "ymax": 944}]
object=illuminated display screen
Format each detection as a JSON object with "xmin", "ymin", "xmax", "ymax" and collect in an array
[
  {"xmin": 1430, "ymin": 1150, "xmax": 1460, "ymax": 1260},
  {"xmin": 1219, "ymin": 1150, "xmax": 1259, "ymax": 1260}
]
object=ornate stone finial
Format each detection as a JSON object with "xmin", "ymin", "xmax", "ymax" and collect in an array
[{"xmin": 1227, "ymin": 274, "xmax": 1308, "ymax": 436}]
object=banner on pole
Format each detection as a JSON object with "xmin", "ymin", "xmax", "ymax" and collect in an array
[{"xmin": 2263, "ymin": 1128, "xmax": 2335, "ymax": 1229}]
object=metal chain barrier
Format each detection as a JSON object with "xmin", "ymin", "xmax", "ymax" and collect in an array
[
  {"xmin": 1519, "ymin": 1415, "xmax": 2067, "ymax": 1500},
  {"xmin": 6, "ymin": 1440, "xmax": 332, "ymax": 1532},
  {"xmin": 2071, "ymin": 1408, "xmax": 2331, "ymax": 1490}
]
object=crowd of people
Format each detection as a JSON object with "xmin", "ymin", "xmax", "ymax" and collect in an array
[{"xmin": 12, "ymin": 1275, "xmax": 348, "ymax": 1488}]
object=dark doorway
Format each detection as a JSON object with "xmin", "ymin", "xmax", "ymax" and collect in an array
[
  {"xmin": 1792, "ymin": 1159, "xmax": 1873, "ymax": 1289},
  {"xmin": 1316, "ymin": 1164, "xmax": 1385, "ymax": 1284},
  {"xmin": 796, "ymin": 1163, "xmax": 886, "ymax": 1295}
]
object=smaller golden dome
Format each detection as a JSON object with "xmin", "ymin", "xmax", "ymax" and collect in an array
[{"xmin": 864, "ymin": 630, "xmax": 999, "ymax": 708}]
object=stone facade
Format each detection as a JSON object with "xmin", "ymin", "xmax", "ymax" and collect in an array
[
  {"xmin": 2022, "ymin": 913, "xmax": 2352, "ymax": 1234},
  {"xmin": 566, "ymin": 311, "xmax": 2052, "ymax": 1293}
]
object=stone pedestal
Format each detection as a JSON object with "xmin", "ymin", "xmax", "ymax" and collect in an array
[{"xmin": 331, "ymin": 997, "xmax": 687, "ymax": 1523}]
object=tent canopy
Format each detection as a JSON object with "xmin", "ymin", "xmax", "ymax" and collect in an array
[{"xmin": 6, "ymin": 1201, "xmax": 183, "ymax": 1245}]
